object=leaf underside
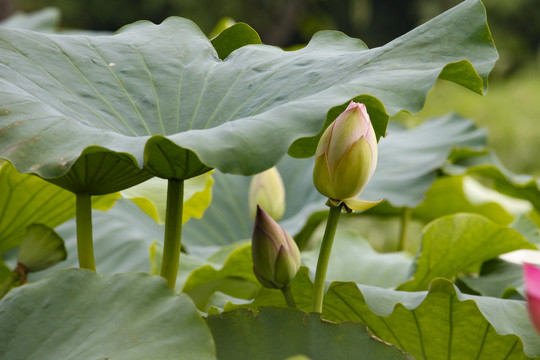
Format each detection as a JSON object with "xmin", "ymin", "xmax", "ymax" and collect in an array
[{"xmin": 0, "ymin": 0, "xmax": 497, "ymax": 194}]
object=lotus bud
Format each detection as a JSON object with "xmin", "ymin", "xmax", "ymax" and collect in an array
[
  {"xmin": 251, "ymin": 205, "xmax": 301, "ymax": 289},
  {"xmin": 313, "ymin": 101, "xmax": 378, "ymax": 202},
  {"xmin": 17, "ymin": 224, "xmax": 67, "ymax": 274},
  {"xmin": 249, "ymin": 167, "xmax": 286, "ymax": 221},
  {"xmin": 524, "ymin": 263, "xmax": 540, "ymax": 334}
]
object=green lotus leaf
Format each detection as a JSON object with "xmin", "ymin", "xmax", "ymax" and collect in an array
[
  {"xmin": 0, "ymin": 0, "xmax": 496, "ymax": 194},
  {"xmin": 324, "ymin": 278, "xmax": 540, "ymax": 359},
  {"xmin": 224, "ymin": 266, "xmax": 314, "ymax": 313},
  {"xmin": 302, "ymin": 232, "xmax": 413, "ymax": 288},
  {"xmin": 0, "ymin": 161, "xmax": 73, "ymax": 252},
  {"xmin": 0, "ymin": 269, "xmax": 216, "ymax": 359},
  {"xmin": 183, "ymin": 114, "xmax": 489, "ymax": 249},
  {"xmin": 183, "ymin": 243, "xmax": 260, "ymax": 311},
  {"xmin": 206, "ymin": 307, "xmax": 407, "ymax": 360},
  {"xmin": 362, "ymin": 114, "xmax": 487, "ymax": 208},
  {"xmin": 459, "ymin": 258, "xmax": 524, "ymax": 298},
  {"xmin": 412, "ymin": 175, "xmax": 515, "ymax": 224},
  {"xmin": 398, "ymin": 213, "xmax": 536, "ymax": 291},
  {"xmin": 0, "ymin": 7, "xmax": 60, "ymax": 32},
  {"xmin": 210, "ymin": 22, "xmax": 262, "ymax": 60},
  {"xmin": 17, "ymin": 224, "xmax": 66, "ymax": 272}
]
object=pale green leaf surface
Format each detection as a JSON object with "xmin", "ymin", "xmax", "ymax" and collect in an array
[
  {"xmin": 362, "ymin": 114, "xmax": 487, "ymax": 207},
  {"xmin": 0, "ymin": 0, "xmax": 497, "ymax": 194},
  {"xmin": 0, "ymin": 269, "xmax": 216, "ymax": 360},
  {"xmin": 206, "ymin": 307, "xmax": 407, "ymax": 360},
  {"xmin": 398, "ymin": 214, "xmax": 536, "ymax": 291},
  {"xmin": 302, "ymin": 232, "xmax": 412, "ymax": 288},
  {"xmin": 0, "ymin": 7, "xmax": 60, "ymax": 32},
  {"xmin": 324, "ymin": 279, "xmax": 540, "ymax": 359}
]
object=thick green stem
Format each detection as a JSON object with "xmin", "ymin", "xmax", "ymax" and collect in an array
[
  {"xmin": 0, "ymin": 271, "xmax": 20, "ymax": 300},
  {"xmin": 76, "ymin": 193, "xmax": 96, "ymax": 271},
  {"xmin": 312, "ymin": 203, "xmax": 342, "ymax": 313},
  {"xmin": 160, "ymin": 179, "xmax": 184, "ymax": 289},
  {"xmin": 281, "ymin": 283, "xmax": 297, "ymax": 309},
  {"xmin": 397, "ymin": 207, "xmax": 411, "ymax": 251}
]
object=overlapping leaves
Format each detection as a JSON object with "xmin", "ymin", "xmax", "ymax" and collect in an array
[{"xmin": 0, "ymin": 0, "xmax": 496, "ymax": 195}]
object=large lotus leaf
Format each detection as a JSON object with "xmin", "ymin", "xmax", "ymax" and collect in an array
[
  {"xmin": 0, "ymin": 0, "xmax": 496, "ymax": 194},
  {"xmin": 323, "ymin": 279, "xmax": 540, "ymax": 359},
  {"xmin": 302, "ymin": 231, "xmax": 413, "ymax": 288},
  {"xmin": 0, "ymin": 161, "xmax": 73, "ymax": 252},
  {"xmin": 0, "ymin": 7, "xmax": 60, "ymax": 32},
  {"xmin": 206, "ymin": 307, "xmax": 407, "ymax": 360},
  {"xmin": 0, "ymin": 269, "xmax": 216, "ymax": 359},
  {"xmin": 183, "ymin": 114, "xmax": 488, "ymax": 249},
  {"xmin": 398, "ymin": 213, "xmax": 535, "ymax": 291}
]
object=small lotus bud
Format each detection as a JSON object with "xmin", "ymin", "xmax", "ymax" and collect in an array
[
  {"xmin": 524, "ymin": 263, "xmax": 540, "ymax": 334},
  {"xmin": 313, "ymin": 101, "xmax": 378, "ymax": 202},
  {"xmin": 251, "ymin": 205, "xmax": 301, "ymax": 289},
  {"xmin": 249, "ymin": 167, "xmax": 286, "ymax": 221},
  {"xmin": 17, "ymin": 224, "xmax": 67, "ymax": 273}
]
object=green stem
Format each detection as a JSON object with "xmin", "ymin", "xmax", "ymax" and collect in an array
[
  {"xmin": 281, "ymin": 284, "xmax": 297, "ymax": 309},
  {"xmin": 397, "ymin": 207, "xmax": 411, "ymax": 251},
  {"xmin": 0, "ymin": 271, "xmax": 20, "ymax": 300},
  {"xmin": 76, "ymin": 193, "xmax": 96, "ymax": 271},
  {"xmin": 312, "ymin": 203, "xmax": 342, "ymax": 313},
  {"xmin": 160, "ymin": 179, "xmax": 185, "ymax": 289}
]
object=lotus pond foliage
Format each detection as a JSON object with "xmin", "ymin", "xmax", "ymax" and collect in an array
[{"xmin": 1, "ymin": 0, "xmax": 540, "ymax": 359}]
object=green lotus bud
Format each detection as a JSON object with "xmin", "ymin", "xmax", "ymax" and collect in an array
[
  {"xmin": 252, "ymin": 205, "xmax": 301, "ymax": 289},
  {"xmin": 249, "ymin": 167, "xmax": 286, "ymax": 221},
  {"xmin": 17, "ymin": 224, "xmax": 67, "ymax": 272},
  {"xmin": 313, "ymin": 101, "xmax": 378, "ymax": 202}
]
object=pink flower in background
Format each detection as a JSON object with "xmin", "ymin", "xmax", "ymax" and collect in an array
[{"xmin": 523, "ymin": 263, "xmax": 540, "ymax": 334}]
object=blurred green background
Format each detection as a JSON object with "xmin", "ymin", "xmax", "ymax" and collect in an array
[{"xmin": 2, "ymin": 0, "xmax": 539, "ymax": 175}]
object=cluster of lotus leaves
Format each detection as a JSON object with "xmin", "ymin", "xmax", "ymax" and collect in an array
[{"xmin": 0, "ymin": 0, "xmax": 497, "ymax": 195}]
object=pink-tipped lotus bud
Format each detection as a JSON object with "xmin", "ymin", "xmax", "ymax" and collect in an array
[
  {"xmin": 524, "ymin": 263, "xmax": 540, "ymax": 334},
  {"xmin": 313, "ymin": 101, "xmax": 378, "ymax": 202},
  {"xmin": 251, "ymin": 205, "xmax": 301, "ymax": 289},
  {"xmin": 249, "ymin": 167, "xmax": 286, "ymax": 221}
]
